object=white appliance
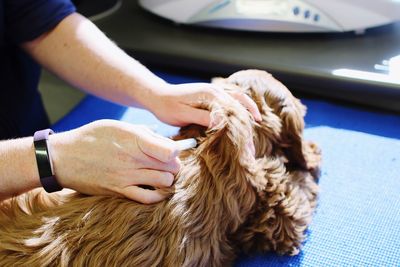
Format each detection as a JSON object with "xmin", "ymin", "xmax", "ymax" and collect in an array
[{"xmin": 138, "ymin": 0, "xmax": 400, "ymax": 33}]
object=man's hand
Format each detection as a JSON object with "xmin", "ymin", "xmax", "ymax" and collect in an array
[
  {"xmin": 49, "ymin": 120, "xmax": 180, "ymax": 204},
  {"xmin": 146, "ymin": 83, "xmax": 262, "ymax": 127}
]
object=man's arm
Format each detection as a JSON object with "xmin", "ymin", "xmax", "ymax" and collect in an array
[
  {"xmin": 22, "ymin": 13, "xmax": 163, "ymax": 110},
  {"xmin": 0, "ymin": 120, "xmax": 180, "ymax": 203},
  {"xmin": 22, "ymin": 13, "xmax": 261, "ymax": 127},
  {"xmin": 0, "ymin": 137, "xmax": 41, "ymax": 200}
]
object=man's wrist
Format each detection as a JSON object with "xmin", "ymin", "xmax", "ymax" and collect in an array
[
  {"xmin": 33, "ymin": 129, "xmax": 63, "ymax": 193},
  {"xmin": 138, "ymin": 82, "xmax": 169, "ymax": 113},
  {"xmin": 47, "ymin": 132, "xmax": 72, "ymax": 190}
]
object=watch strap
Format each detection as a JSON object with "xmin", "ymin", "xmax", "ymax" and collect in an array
[{"xmin": 33, "ymin": 129, "xmax": 63, "ymax": 193}]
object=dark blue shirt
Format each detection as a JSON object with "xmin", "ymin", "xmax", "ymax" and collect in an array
[{"xmin": 0, "ymin": 0, "xmax": 75, "ymax": 139}]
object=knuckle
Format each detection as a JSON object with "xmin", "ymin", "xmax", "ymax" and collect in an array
[
  {"xmin": 204, "ymin": 88, "xmax": 216, "ymax": 99},
  {"xmin": 206, "ymin": 87, "xmax": 219, "ymax": 98},
  {"xmin": 162, "ymin": 147, "xmax": 177, "ymax": 162}
]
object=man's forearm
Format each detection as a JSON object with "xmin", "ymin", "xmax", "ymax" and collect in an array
[
  {"xmin": 0, "ymin": 138, "xmax": 41, "ymax": 200},
  {"xmin": 22, "ymin": 13, "xmax": 166, "ymax": 110}
]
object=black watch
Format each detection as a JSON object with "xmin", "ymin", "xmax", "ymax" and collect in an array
[{"xmin": 33, "ymin": 129, "xmax": 63, "ymax": 193}]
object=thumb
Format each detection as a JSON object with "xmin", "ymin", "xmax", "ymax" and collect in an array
[{"xmin": 137, "ymin": 131, "xmax": 179, "ymax": 163}]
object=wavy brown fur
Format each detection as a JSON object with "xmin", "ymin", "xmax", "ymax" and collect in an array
[{"xmin": 0, "ymin": 70, "xmax": 321, "ymax": 266}]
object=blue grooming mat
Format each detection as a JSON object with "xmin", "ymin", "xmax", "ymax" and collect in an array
[{"xmin": 53, "ymin": 72, "xmax": 400, "ymax": 267}]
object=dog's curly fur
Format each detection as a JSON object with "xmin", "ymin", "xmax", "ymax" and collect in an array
[{"xmin": 0, "ymin": 70, "xmax": 321, "ymax": 266}]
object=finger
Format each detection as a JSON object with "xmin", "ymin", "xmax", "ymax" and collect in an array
[
  {"xmin": 132, "ymin": 169, "xmax": 175, "ymax": 188},
  {"xmin": 228, "ymin": 91, "xmax": 262, "ymax": 121},
  {"xmin": 180, "ymin": 106, "xmax": 211, "ymax": 127},
  {"xmin": 137, "ymin": 153, "xmax": 181, "ymax": 174},
  {"xmin": 121, "ymin": 186, "xmax": 168, "ymax": 204},
  {"xmin": 137, "ymin": 131, "xmax": 179, "ymax": 163}
]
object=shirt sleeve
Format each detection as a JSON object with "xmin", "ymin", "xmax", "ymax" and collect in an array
[{"xmin": 4, "ymin": 0, "xmax": 76, "ymax": 44}]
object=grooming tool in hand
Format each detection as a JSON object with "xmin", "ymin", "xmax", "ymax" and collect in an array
[{"xmin": 175, "ymin": 138, "xmax": 197, "ymax": 151}]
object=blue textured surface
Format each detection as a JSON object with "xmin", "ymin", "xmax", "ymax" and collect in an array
[{"xmin": 53, "ymin": 71, "xmax": 400, "ymax": 267}]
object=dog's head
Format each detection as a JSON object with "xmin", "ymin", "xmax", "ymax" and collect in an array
[
  {"xmin": 213, "ymin": 69, "xmax": 320, "ymax": 173},
  {"xmin": 176, "ymin": 70, "xmax": 321, "ymax": 255}
]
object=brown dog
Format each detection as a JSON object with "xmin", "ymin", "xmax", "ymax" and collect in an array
[{"xmin": 0, "ymin": 70, "xmax": 321, "ymax": 266}]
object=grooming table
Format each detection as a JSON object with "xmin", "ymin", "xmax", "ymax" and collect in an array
[{"xmin": 53, "ymin": 71, "xmax": 400, "ymax": 267}]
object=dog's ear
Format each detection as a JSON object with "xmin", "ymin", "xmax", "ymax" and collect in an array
[
  {"xmin": 276, "ymin": 96, "xmax": 308, "ymax": 169},
  {"xmin": 259, "ymin": 90, "xmax": 321, "ymax": 174},
  {"xmin": 254, "ymin": 72, "xmax": 308, "ymax": 169},
  {"xmin": 220, "ymin": 70, "xmax": 316, "ymax": 170},
  {"xmin": 234, "ymin": 157, "xmax": 319, "ymax": 256},
  {"xmin": 256, "ymin": 75, "xmax": 321, "ymax": 173}
]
